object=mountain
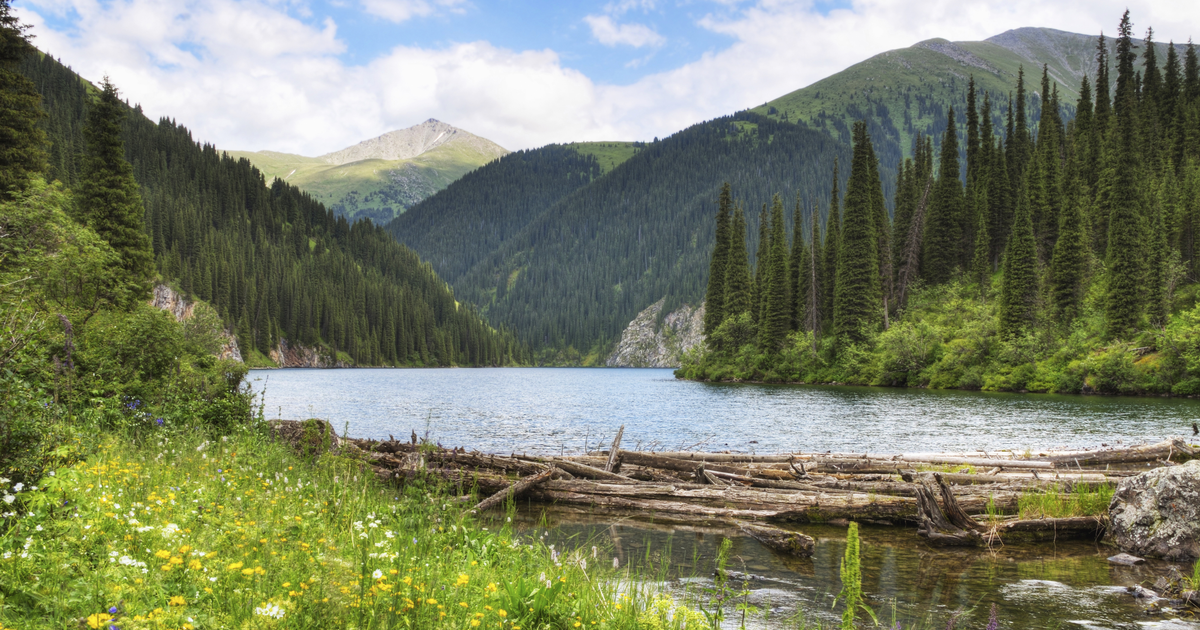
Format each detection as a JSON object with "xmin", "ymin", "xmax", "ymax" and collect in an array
[
  {"xmin": 22, "ymin": 53, "xmax": 525, "ymax": 367},
  {"xmin": 386, "ymin": 113, "xmax": 849, "ymax": 360},
  {"xmin": 753, "ymin": 27, "xmax": 1188, "ymax": 177},
  {"xmin": 226, "ymin": 119, "xmax": 508, "ymax": 224}
]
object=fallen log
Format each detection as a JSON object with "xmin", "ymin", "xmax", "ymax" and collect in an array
[
  {"xmin": 990, "ymin": 516, "xmax": 1106, "ymax": 542},
  {"xmin": 737, "ymin": 522, "xmax": 814, "ymax": 556},
  {"xmin": 1035, "ymin": 438, "xmax": 1195, "ymax": 466},
  {"xmin": 469, "ymin": 467, "xmax": 557, "ymax": 513}
]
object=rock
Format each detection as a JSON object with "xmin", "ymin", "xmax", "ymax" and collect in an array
[
  {"xmin": 1108, "ymin": 459, "xmax": 1200, "ymax": 560},
  {"xmin": 606, "ymin": 298, "xmax": 705, "ymax": 368},
  {"xmin": 150, "ymin": 284, "xmax": 243, "ymax": 362},
  {"xmin": 737, "ymin": 522, "xmax": 815, "ymax": 557},
  {"xmin": 1128, "ymin": 584, "xmax": 1160, "ymax": 599},
  {"xmin": 1107, "ymin": 553, "xmax": 1145, "ymax": 566},
  {"xmin": 269, "ymin": 419, "xmax": 342, "ymax": 456},
  {"xmin": 269, "ymin": 337, "xmax": 351, "ymax": 368}
]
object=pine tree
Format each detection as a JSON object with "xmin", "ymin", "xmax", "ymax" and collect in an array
[
  {"xmin": 822, "ymin": 159, "xmax": 841, "ymax": 333},
  {"xmin": 1105, "ymin": 10, "xmax": 1146, "ymax": 337},
  {"xmin": 76, "ymin": 77, "xmax": 155, "ymax": 302},
  {"xmin": 760, "ymin": 194, "xmax": 791, "ymax": 351},
  {"xmin": 966, "ymin": 76, "xmax": 981, "ymax": 183},
  {"xmin": 969, "ymin": 182, "xmax": 991, "ymax": 292},
  {"xmin": 789, "ymin": 194, "xmax": 806, "ymax": 331},
  {"xmin": 922, "ymin": 106, "xmax": 963, "ymax": 284},
  {"xmin": 834, "ymin": 121, "xmax": 882, "ymax": 346},
  {"xmin": 752, "ymin": 203, "xmax": 769, "ymax": 325},
  {"xmin": 1013, "ymin": 66, "xmax": 1032, "ymax": 179},
  {"xmin": 1095, "ymin": 33, "xmax": 1112, "ymax": 135},
  {"xmin": 1050, "ymin": 177, "xmax": 1087, "ymax": 322},
  {"xmin": 723, "ymin": 204, "xmax": 753, "ymax": 323},
  {"xmin": 999, "ymin": 178, "xmax": 1038, "ymax": 338},
  {"xmin": 1145, "ymin": 192, "xmax": 1168, "ymax": 328},
  {"xmin": 703, "ymin": 182, "xmax": 733, "ymax": 338},
  {"xmin": 801, "ymin": 204, "xmax": 823, "ymax": 335},
  {"xmin": 0, "ymin": 0, "xmax": 46, "ymax": 198}
]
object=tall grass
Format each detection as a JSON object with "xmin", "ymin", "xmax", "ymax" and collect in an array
[
  {"xmin": 0, "ymin": 423, "xmax": 710, "ymax": 629},
  {"xmin": 1017, "ymin": 483, "xmax": 1114, "ymax": 519}
]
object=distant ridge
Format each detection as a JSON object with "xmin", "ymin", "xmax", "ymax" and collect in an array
[{"xmin": 319, "ymin": 119, "xmax": 507, "ymax": 165}]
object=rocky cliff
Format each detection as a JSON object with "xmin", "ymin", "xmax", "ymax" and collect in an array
[
  {"xmin": 150, "ymin": 284, "xmax": 243, "ymax": 362},
  {"xmin": 606, "ymin": 299, "xmax": 705, "ymax": 368},
  {"xmin": 268, "ymin": 338, "xmax": 350, "ymax": 369}
]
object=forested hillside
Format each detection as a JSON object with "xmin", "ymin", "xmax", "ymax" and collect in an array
[
  {"xmin": 682, "ymin": 11, "xmax": 1200, "ymax": 396},
  {"xmin": 754, "ymin": 27, "xmax": 1188, "ymax": 203},
  {"xmin": 20, "ymin": 53, "xmax": 525, "ymax": 367},
  {"xmin": 444, "ymin": 113, "xmax": 849, "ymax": 359},
  {"xmin": 385, "ymin": 144, "xmax": 608, "ymax": 284}
]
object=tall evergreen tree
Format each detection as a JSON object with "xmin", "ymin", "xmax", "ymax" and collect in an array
[
  {"xmin": 999, "ymin": 179, "xmax": 1038, "ymax": 338},
  {"xmin": 833, "ymin": 121, "xmax": 882, "ymax": 346},
  {"xmin": 1145, "ymin": 193, "xmax": 1168, "ymax": 328},
  {"xmin": 789, "ymin": 194, "xmax": 806, "ymax": 331},
  {"xmin": 968, "ymin": 182, "xmax": 991, "ymax": 292},
  {"xmin": 1105, "ymin": 10, "xmax": 1146, "ymax": 337},
  {"xmin": 703, "ymin": 182, "xmax": 733, "ymax": 337},
  {"xmin": 966, "ymin": 76, "xmax": 981, "ymax": 184},
  {"xmin": 1095, "ymin": 33, "xmax": 1112, "ymax": 134},
  {"xmin": 723, "ymin": 204, "xmax": 753, "ymax": 323},
  {"xmin": 1050, "ymin": 176, "xmax": 1087, "ymax": 322},
  {"xmin": 1013, "ymin": 66, "xmax": 1032, "ymax": 179},
  {"xmin": 752, "ymin": 203, "xmax": 769, "ymax": 325},
  {"xmin": 821, "ymin": 159, "xmax": 841, "ymax": 333},
  {"xmin": 922, "ymin": 106, "xmax": 963, "ymax": 284},
  {"xmin": 760, "ymin": 194, "xmax": 791, "ymax": 351},
  {"xmin": 802, "ymin": 206, "xmax": 823, "ymax": 336},
  {"xmin": 0, "ymin": 0, "xmax": 46, "ymax": 198},
  {"xmin": 76, "ymin": 77, "xmax": 155, "ymax": 301}
]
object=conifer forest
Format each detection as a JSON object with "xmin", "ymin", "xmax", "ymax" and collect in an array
[{"xmin": 680, "ymin": 12, "xmax": 1200, "ymax": 396}]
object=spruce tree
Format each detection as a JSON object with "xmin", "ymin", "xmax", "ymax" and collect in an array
[
  {"xmin": 1145, "ymin": 194, "xmax": 1168, "ymax": 328},
  {"xmin": 1105, "ymin": 10, "xmax": 1146, "ymax": 337},
  {"xmin": 0, "ymin": 0, "xmax": 46, "ymax": 198},
  {"xmin": 1013, "ymin": 66, "xmax": 1032, "ymax": 179},
  {"xmin": 922, "ymin": 106, "xmax": 963, "ymax": 284},
  {"xmin": 1095, "ymin": 33, "xmax": 1112, "ymax": 135},
  {"xmin": 833, "ymin": 121, "xmax": 882, "ymax": 346},
  {"xmin": 789, "ymin": 194, "xmax": 806, "ymax": 331},
  {"xmin": 723, "ymin": 204, "xmax": 753, "ymax": 323},
  {"xmin": 760, "ymin": 194, "xmax": 791, "ymax": 351},
  {"xmin": 821, "ymin": 159, "xmax": 841, "ymax": 333},
  {"xmin": 752, "ymin": 203, "xmax": 769, "ymax": 325},
  {"xmin": 703, "ymin": 182, "xmax": 733, "ymax": 338},
  {"xmin": 76, "ymin": 77, "xmax": 155, "ymax": 302},
  {"xmin": 969, "ymin": 182, "xmax": 991, "ymax": 292},
  {"xmin": 966, "ymin": 76, "xmax": 981, "ymax": 183},
  {"xmin": 801, "ymin": 204, "xmax": 823, "ymax": 335},
  {"xmin": 890, "ymin": 158, "xmax": 913, "ymax": 285},
  {"xmin": 999, "ymin": 178, "xmax": 1038, "ymax": 338},
  {"xmin": 1050, "ymin": 177, "xmax": 1087, "ymax": 323}
]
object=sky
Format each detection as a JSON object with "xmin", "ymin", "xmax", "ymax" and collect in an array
[{"xmin": 13, "ymin": 0, "xmax": 1199, "ymax": 155}]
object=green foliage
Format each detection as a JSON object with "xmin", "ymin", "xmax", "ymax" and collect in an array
[
  {"xmin": 0, "ymin": 1, "xmax": 46, "ymax": 199},
  {"xmin": 833, "ymin": 122, "xmax": 882, "ymax": 346},
  {"xmin": 703, "ymin": 182, "xmax": 733, "ymax": 338},
  {"xmin": 1017, "ymin": 483, "xmax": 1115, "ymax": 519},
  {"xmin": 836, "ymin": 522, "xmax": 875, "ymax": 630},
  {"xmin": 922, "ymin": 106, "xmax": 963, "ymax": 284},
  {"xmin": 999, "ymin": 179, "xmax": 1039, "ymax": 338},
  {"xmin": 759, "ymin": 194, "xmax": 791, "ymax": 351}
]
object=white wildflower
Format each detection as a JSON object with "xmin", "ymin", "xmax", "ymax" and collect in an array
[
  {"xmin": 255, "ymin": 603, "xmax": 285, "ymax": 619},
  {"xmin": 372, "ymin": 569, "xmax": 383, "ymax": 579}
]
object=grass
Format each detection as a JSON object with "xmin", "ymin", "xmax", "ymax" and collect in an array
[
  {"xmin": 0, "ymin": 422, "xmax": 710, "ymax": 629},
  {"xmin": 1016, "ymin": 483, "xmax": 1114, "ymax": 520},
  {"xmin": 567, "ymin": 143, "xmax": 641, "ymax": 175}
]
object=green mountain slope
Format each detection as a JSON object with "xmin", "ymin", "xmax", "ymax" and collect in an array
[
  {"xmin": 22, "ymin": 53, "xmax": 525, "ymax": 367},
  {"xmin": 227, "ymin": 119, "xmax": 508, "ymax": 224},
  {"xmin": 391, "ymin": 112, "xmax": 849, "ymax": 359},
  {"xmin": 385, "ymin": 144, "xmax": 610, "ymax": 285},
  {"xmin": 754, "ymin": 27, "xmax": 1187, "ymax": 173}
]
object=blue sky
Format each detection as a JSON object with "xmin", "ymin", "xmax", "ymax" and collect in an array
[{"xmin": 15, "ymin": 0, "xmax": 1196, "ymax": 155}]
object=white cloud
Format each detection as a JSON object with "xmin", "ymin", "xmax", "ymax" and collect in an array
[
  {"xmin": 360, "ymin": 0, "xmax": 467, "ymax": 23},
  {"xmin": 14, "ymin": 0, "xmax": 1200, "ymax": 157},
  {"xmin": 584, "ymin": 14, "xmax": 665, "ymax": 48}
]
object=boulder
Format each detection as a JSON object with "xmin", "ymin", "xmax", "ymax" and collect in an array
[{"xmin": 1108, "ymin": 459, "xmax": 1200, "ymax": 560}]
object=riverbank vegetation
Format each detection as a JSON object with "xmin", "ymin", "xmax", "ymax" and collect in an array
[{"xmin": 681, "ymin": 11, "xmax": 1200, "ymax": 396}]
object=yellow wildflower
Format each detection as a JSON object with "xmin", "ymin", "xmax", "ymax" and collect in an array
[
  {"xmin": 154, "ymin": 550, "xmax": 171, "ymax": 559},
  {"xmin": 498, "ymin": 609, "xmax": 507, "ymax": 618},
  {"xmin": 86, "ymin": 613, "xmax": 113, "ymax": 629},
  {"xmin": 227, "ymin": 562, "xmax": 244, "ymax": 571},
  {"xmin": 455, "ymin": 573, "xmax": 469, "ymax": 587},
  {"xmin": 169, "ymin": 596, "xmax": 186, "ymax": 607}
]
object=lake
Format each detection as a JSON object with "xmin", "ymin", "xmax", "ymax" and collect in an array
[
  {"xmin": 249, "ymin": 367, "xmax": 1200, "ymax": 455},
  {"xmin": 249, "ymin": 367, "xmax": 1200, "ymax": 629}
]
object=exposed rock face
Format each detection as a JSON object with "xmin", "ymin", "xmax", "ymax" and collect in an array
[
  {"xmin": 1108, "ymin": 458, "xmax": 1200, "ymax": 560},
  {"xmin": 606, "ymin": 299, "xmax": 704, "ymax": 368},
  {"xmin": 269, "ymin": 338, "xmax": 350, "ymax": 369},
  {"xmin": 149, "ymin": 284, "xmax": 242, "ymax": 362}
]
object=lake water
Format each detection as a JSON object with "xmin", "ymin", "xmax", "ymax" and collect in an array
[
  {"xmin": 250, "ymin": 367, "xmax": 1200, "ymax": 628},
  {"xmin": 249, "ymin": 367, "xmax": 1200, "ymax": 455}
]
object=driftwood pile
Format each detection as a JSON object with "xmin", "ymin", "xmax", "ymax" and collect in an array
[{"xmin": 268, "ymin": 420, "xmax": 1197, "ymax": 551}]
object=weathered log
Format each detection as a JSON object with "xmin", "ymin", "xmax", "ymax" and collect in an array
[
  {"xmin": 933, "ymin": 473, "xmax": 987, "ymax": 532},
  {"xmin": 543, "ymin": 458, "xmax": 635, "ymax": 482},
  {"xmin": 605, "ymin": 425, "xmax": 625, "ymax": 473},
  {"xmin": 992, "ymin": 516, "xmax": 1106, "ymax": 542},
  {"xmin": 914, "ymin": 479, "xmax": 981, "ymax": 546},
  {"xmin": 469, "ymin": 467, "xmax": 557, "ymax": 513},
  {"xmin": 1035, "ymin": 438, "xmax": 1195, "ymax": 466},
  {"xmin": 737, "ymin": 522, "xmax": 814, "ymax": 556}
]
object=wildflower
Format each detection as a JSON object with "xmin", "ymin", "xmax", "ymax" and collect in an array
[
  {"xmin": 85, "ymin": 613, "xmax": 113, "ymax": 629},
  {"xmin": 227, "ymin": 562, "xmax": 244, "ymax": 571},
  {"xmin": 372, "ymin": 569, "xmax": 384, "ymax": 579},
  {"xmin": 986, "ymin": 604, "xmax": 999, "ymax": 630},
  {"xmin": 498, "ymin": 609, "xmax": 507, "ymax": 618},
  {"xmin": 455, "ymin": 574, "xmax": 469, "ymax": 587},
  {"xmin": 169, "ymin": 596, "xmax": 186, "ymax": 606},
  {"xmin": 427, "ymin": 598, "xmax": 437, "ymax": 605},
  {"xmin": 2, "ymin": 496, "xmax": 12, "ymax": 505},
  {"xmin": 254, "ymin": 603, "xmax": 285, "ymax": 619}
]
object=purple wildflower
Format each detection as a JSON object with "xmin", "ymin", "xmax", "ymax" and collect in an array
[
  {"xmin": 986, "ymin": 604, "xmax": 999, "ymax": 630},
  {"xmin": 108, "ymin": 606, "xmax": 119, "ymax": 614}
]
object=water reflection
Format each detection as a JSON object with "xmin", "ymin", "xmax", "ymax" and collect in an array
[{"xmin": 501, "ymin": 506, "xmax": 1200, "ymax": 630}]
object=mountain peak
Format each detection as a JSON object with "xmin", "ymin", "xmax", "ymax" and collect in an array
[{"xmin": 319, "ymin": 119, "xmax": 507, "ymax": 166}]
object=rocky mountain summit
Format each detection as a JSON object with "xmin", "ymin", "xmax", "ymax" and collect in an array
[{"xmin": 319, "ymin": 119, "xmax": 507, "ymax": 165}]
